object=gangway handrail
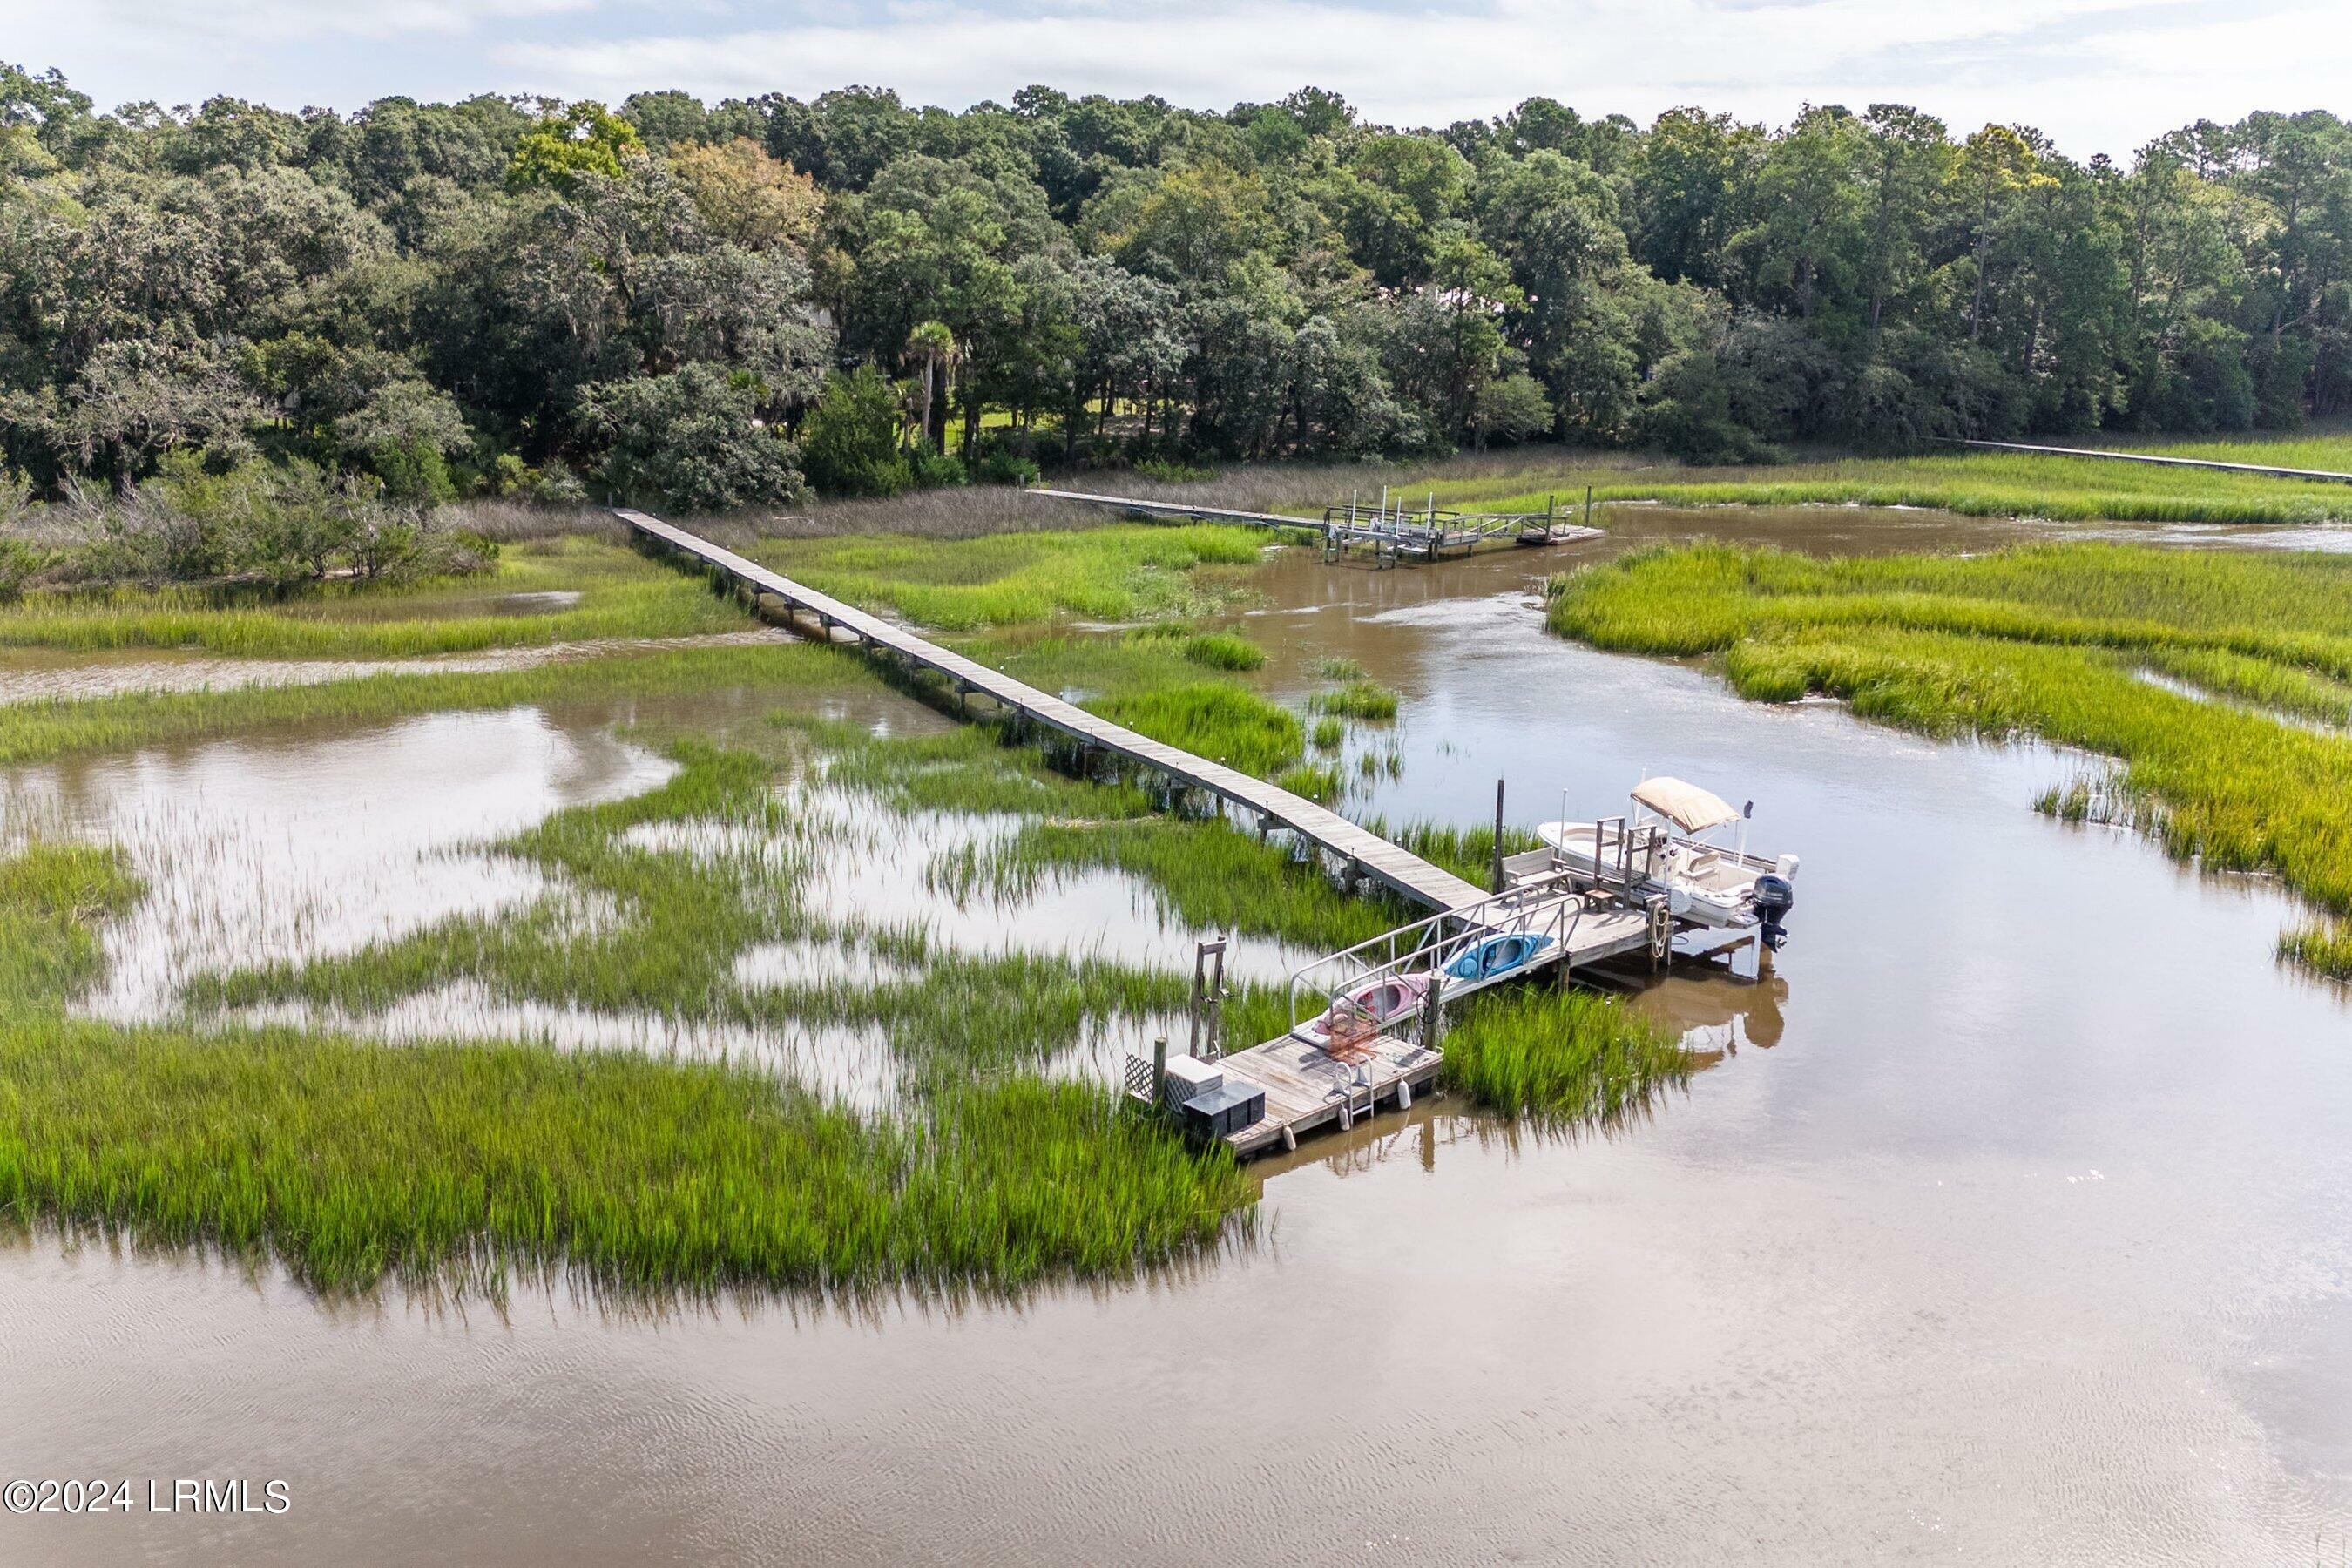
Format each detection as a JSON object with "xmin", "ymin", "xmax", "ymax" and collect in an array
[{"xmin": 1286, "ymin": 867, "xmax": 1595, "ymax": 1031}]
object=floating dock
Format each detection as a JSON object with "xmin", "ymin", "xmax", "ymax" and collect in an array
[{"xmin": 1025, "ymin": 486, "xmax": 1603, "ymax": 563}]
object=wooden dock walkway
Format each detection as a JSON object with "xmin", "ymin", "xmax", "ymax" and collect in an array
[
  {"xmin": 619, "ymin": 509, "xmax": 1489, "ymax": 910},
  {"xmin": 626, "ymin": 508, "xmax": 1721, "ymax": 1162},
  {"xmin": 1024, "ymin": 487, "xmax": 1316, "ymax": 531},
  {"xmin": 1942, "ymin": 437, "xmax": 2352, "ymax": 484}
]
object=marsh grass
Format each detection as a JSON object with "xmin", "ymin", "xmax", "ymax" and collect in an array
[
  {"xmin": 0, "ymin": 639, "xmax": 879, "ymax": 767},
  {"xmin": 1087, "ymin": 683, "xmax": 1304, "ymax": 777},
  {"xmin": 1308, "ymin": 680, "xmax": 1401, "ymax": 720},
  {"xmin": 0, "ymin": 515, "xmax": 1725, "ymax": 1296},
  {"xmin": 2279, "ymin": 923, "xmax": 2352, "ymax": 980},
  {"xmin": 1405, "ymin": 448, "xmax": 2352, "ymax": 527},
  {"xmin": 1439, "ymin": 987, "xmax": 1691, "ymax": 1125},
  {"xmin": 747, "ymin": 525, "xmax": 1266, "ymax": 631},
  {"xmin": 1548, "ymin": 541, "xmax": 2352, "ymax": 966},
  {"xmin": 1357, "ymin": 818, "xmax": 1544, "ymax": 889},
  {"xmin": 0, "ymin": 1016, "xmax": 1249, "ymax": 1294},
  {"xmin": 0, "ymin": 747, "xmax": 1257, "ymax": 1294},
  {"xmin": 0, "ymin": 537, "xmax": 753, "ymax": 657}
]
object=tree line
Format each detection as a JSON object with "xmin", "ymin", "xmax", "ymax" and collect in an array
[{"xmin": 6, "ymin": 64, "xmax": 2352, "ymax": 518}]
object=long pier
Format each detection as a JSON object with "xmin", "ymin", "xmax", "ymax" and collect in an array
[
  {"xmin": 1941, "ymin": 437, "xmax": 2352, "ymax": 485},
  {"xmin": 620, "ymin": 509, "xmax": 1487, "ymax": 910},
  {"xmin": 624, "ymin": 508, "xmax": 1727, "ymax": 1160}
]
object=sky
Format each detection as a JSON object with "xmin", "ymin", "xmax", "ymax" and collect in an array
[{"xmin": 3, "ymin": 0, "xmax": 2348, "ymax": 161}]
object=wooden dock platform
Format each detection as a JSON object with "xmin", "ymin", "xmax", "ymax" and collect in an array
[
  {"xmin": 1213, "ymin": 1031, "xmax": 1443, "ymax": 1156},
  {"xmin": 1026, "ymin": 486, "xmax": 1604, "ymax": 562},
  {"xmin": 618, "ymin": 509, "xmax": 1489, "ymax": 911}
]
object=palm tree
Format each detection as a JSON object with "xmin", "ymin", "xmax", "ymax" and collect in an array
[{"xmin": 906, "ymin": 321, "xmax": 957, "ymax": 452}]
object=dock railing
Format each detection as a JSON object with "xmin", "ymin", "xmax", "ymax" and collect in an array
[{"xmin": 1286, "ymin": 866, "xmax": 1597, "ymax": 1033}]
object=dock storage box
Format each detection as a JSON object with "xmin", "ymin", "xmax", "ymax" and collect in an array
[
  {"xmin": 1160, "ymin": 1054, "xmax": 1224, "ymax": 1106},
  {"xmin": 1180, "ymin": 1080, "xmax": 1265, "ymax": 1139}
]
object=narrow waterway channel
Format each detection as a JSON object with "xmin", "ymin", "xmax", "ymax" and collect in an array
[{"xmin": 3, "ymin": 505, "xmax": 2349, "ymax": 1564}]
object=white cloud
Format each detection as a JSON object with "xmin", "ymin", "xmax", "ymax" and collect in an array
[
  {"xmin": 4, "ymin": 0, "xmax": 2347, "ymax": 158},
  {"xmin": 489, "ymin": 0, "xmax": 2352, "ymax": 157}
]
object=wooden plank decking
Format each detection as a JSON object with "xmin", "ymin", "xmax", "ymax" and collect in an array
[
  {"xmin": 1214, "ymin": 1031, "xmax": 1444, "ymax": 1156},
  {"xmin": 618, "ymin": 509, "xmax": 1490, "ymax": 911},
  {"xmin": 1022, "ymin": 487, "xmax": 1315, "ymax": 531}
]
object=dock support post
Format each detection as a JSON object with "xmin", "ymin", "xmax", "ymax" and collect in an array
[
  {"xmin": 1152, "ymin": 1036, "xmax": 1168, "ymax": 1110},
  {"xmin": 1420, "ymin": 974, "xmax": 1444, "ymax": 1055},
  {"xmin": 1491, "ymin": 778, "xmax": 1506, "ymax": 894}
]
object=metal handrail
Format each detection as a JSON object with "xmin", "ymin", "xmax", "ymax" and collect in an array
[{"xmin": 1286, "ymin": 867, "xmax": 1593, "ymax": 1031}]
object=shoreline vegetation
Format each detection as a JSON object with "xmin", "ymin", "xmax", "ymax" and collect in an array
[
  {"xmin": 1545, "ymin": 540, "xmax": 2352, "ymax": 974},
  {"xmin": 0, "ymin": 517, "xmax": 1691, "ymax": 1297}
]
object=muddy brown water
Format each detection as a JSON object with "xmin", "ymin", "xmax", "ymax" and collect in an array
[{"xmin": 4, "ymin": 506, "xmax": 2351, "ymax": 1564}]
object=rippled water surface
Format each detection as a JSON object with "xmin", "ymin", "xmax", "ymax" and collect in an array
[{"xmin": 5, "ymin": 505, "xmax": 2351, "ymax": 1565}]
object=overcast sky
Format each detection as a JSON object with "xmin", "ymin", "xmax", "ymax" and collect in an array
[{"xmin": 3, "ymin": 0, "xmax": 2346, "ymax": 161}]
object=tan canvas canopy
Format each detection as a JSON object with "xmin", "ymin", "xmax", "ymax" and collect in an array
[{"xmin": 1631, "ymin": 776, "xmax": 1741, "ymax": 835}]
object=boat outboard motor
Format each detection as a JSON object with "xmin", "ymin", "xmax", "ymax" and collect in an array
[{"xmin": 1752, "ymin": 870, "xmax": 1796, "ymax": 950}]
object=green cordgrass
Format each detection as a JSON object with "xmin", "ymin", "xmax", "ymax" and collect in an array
[
  {"xmin": 1308, "ymin": 680, "xmax": 1401, "ymax": 720},
  {"xmin": 1440, "ymin": 987, "xmax": 1690, "ymax": 1125},
  {"xmin": 1271, "ymin": 761, "xmax": 1341, "ymax": 803},
  {"xmin": 749, "ymin": 525, "xmax": 1266, "ymax": 631},
  {"xmin": 0, "ymin": 537, "xmax": 754, "ymax": 657},
  {"xmin": 2279, "ymin": 923, "xmax": 2352, "ymax": 980},
  {"xmin": 0, "ymin": 1017, "xmax": 1249, "ymax": 1295},
  {"xmin": 1358, "ymin": 818, "xmax": 1545, "ymax": 889},
  {"xmin": 1309, "ymin": 716, "xmax": 1345, "ymax": 749},
  {"xmin": 1177, "ymin": 631, "xmax": 1268, "ymax": 671},
  {"xmin": 1548, "ymin": 542, "xmax": 2352, "ymax": 964},
  {"xmin": 934, "ymin": 814, "xmax": 1409, "ymax": 957},
  {"xmin": 1, "ymin": 747, "xmax": 1256, "ymax": 1294},
  {"xmin": 1086, "ymin": 682, "xmax": 1305, "ymax": 777},
  {"xmin": 0, "ymin": 639, "xmax": 877, "ymax": 768},
  {"xmin": 1309, "ymin": 445, "xmax": 2352, "ymax": 527}
]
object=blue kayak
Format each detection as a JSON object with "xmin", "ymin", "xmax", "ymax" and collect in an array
[{"xmin": 1443, "ymin": 932, "xmax": 1554, "ymax": 982}]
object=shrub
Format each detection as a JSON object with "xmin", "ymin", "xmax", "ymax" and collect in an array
[
  {"xmin": 974, "ymin": 449, "xmax": 1042, "ymax": 487},
  {"xmin": 1136, "ymin": 457, "xmax": 1218, "ymax": 483},
  {"xmin": 909, "ymin": 447, "xmax": 968, "ymax": 490},
  {"xmin": 0, "ymin": 537, "xmax": 44, "ymax": 604},
  {"xmin": 801, "ymin": 366, "xmax": 913, "ymax": 499},
  {"xmin": 575, "ymin": 364, "xmax": 803, "ymax": 514},
  {"xmin": 370, "ymin": 437, "xmax": 457, "ymax": 506}
]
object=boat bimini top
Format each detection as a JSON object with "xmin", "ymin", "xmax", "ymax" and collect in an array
[{"xmin": 1628, "ymin": 776, "xmax": 1742, "ymax": 836}]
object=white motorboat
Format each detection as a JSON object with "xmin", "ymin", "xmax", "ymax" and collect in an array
[{"xmin": 1536, "ymin": 776, "xmax": 1801, "ymax": 947}]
